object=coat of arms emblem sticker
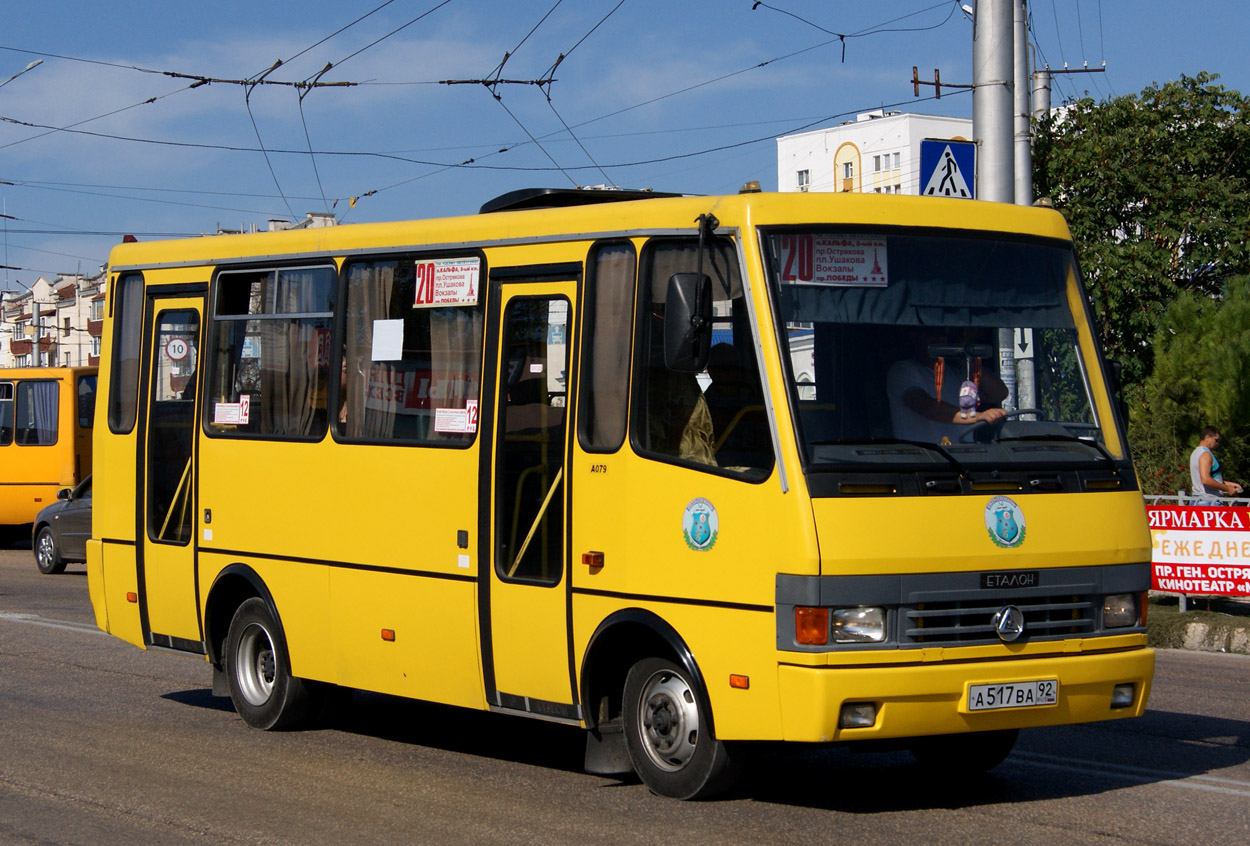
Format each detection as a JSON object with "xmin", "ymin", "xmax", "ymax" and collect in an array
[{"xmin": 985, "ymin": 495, "xmax": 1027, "ymax": 548}]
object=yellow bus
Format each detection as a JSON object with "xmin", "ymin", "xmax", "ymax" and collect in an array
[
  {"xmin": 0, "ymin": 366, "xmax": 96, "ymax": 538},
  {"xmin": 87, "ymin": 188, "xmax": 1154, "ymax": 798}
]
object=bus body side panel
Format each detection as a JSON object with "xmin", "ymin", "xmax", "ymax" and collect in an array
[
  {"xmin": 90, "ymin": 275, "xmax": 142, "ymax": 639},
  {"xmin": 572, "ymin": 453, "xmax": 820, "ymax": 741},
  {"xmin": 323, "ymin": 446, "xmax": 483, "ymax": 709},
  {"xmin": 196, "ymin": 437, "xmax": 485, "ymax": 708},
  {"xmin": 93, "ymin": 540, "xmax": 144, "ymax": 647},
  {"xmin": 329, "ymin": 568, "xmax": 483, "ymax": 709}
]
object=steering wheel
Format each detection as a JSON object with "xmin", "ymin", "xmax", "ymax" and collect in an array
[{"xmin": 958, "ymin": 408, "xmax": 1046, "ymax": 443}]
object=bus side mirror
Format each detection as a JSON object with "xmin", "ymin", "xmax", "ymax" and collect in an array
[
  {"xmin": 1107, "ymin": 359, "xmax": 1130, "ymax": 422},
  {"xmin": 663, "ymin": 273, "xmax": 713, "ymax": 372}
]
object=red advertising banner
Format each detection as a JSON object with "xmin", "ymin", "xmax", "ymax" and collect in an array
[{"xmin": 1146, "ymin": 505, "xmax": 1250, "ymax": 597}]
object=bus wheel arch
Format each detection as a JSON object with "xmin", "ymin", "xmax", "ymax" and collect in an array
[
  {"xmin": 580, "ymin": 610, "xmax": 738, "ymax": 797},
  {"xmin": 204, "ymin": 564, "xmax": 276, "ymax": 668}
]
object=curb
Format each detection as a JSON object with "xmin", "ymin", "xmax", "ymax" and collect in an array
[
  {"xmin": 1148, "ymin": 594, "xmax": 1250, "ymax": 655},
  {"xmin": 1174, "ymin": 620, "xmax": 1250, "ymax": 655}
]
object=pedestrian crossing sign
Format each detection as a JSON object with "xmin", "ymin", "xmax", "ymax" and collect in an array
[{"xmin": 920, "ymin": 139, "xmax": 976, "ymax": 199}]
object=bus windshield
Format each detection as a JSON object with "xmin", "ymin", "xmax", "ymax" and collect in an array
[{"xmin": 762, "ymin": 229, "xmax": 1115, "ymax": 473}]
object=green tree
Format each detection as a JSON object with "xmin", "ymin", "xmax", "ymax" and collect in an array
[
  {"xmin": 1033, "ymin": 73, "xmax": 1250, "ymax": 386},
  {"xmin": 1127, "ymin": 276, "xmax": 1250, "ymax": 494}
]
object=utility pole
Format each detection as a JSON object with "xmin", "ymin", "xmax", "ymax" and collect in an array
[
  {"xmin": 972, "ymin": 0, "xmax": 1014, "ymax": 203},
  {"xmin": 1013, "ymin": 0, "xmax": 1032, "ymax": 206},
  {"xmin": 972, "ymin": 0, "xmax": 1036, "ymax": 410},
  {"xmin": 1032, "ymin": 67, "xmax": 1052, "ymax": 122}
]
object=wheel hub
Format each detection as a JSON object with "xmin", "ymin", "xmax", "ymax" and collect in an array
[{"xmin": 639, "ymin": 671, "xmax": 700, "ymax": 771}]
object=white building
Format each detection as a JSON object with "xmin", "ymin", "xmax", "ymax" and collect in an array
[
  {"xmin": 777, "ymin": 110, "xmax": 973, "ymax": 196},
  {"xmin": 1, "ymin": 272, "xmax": 107, "ymax": 368}
]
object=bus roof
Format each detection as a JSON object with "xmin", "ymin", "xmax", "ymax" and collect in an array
[{"xmin": 106, "ymin": 192, "xmax": 1074, "ymax": 272}]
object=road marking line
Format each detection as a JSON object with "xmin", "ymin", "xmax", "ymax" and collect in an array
[
  {"xmin": 0, "ymin": 611, "xmax": 106, "ymax": 636},
  {"xmin": 1014, "ymin": 750, "xmax": 1250, "ymax": 797}
]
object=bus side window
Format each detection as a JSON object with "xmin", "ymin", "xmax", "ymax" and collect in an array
[
  {"xmin": 15, "ymin": 381, "xmax": 58, "ymax": 445},
  {"xmin": 108, "ymin": 273, "xmax": 144, "ymax": 434},
  {"xmin": 578, "ymin": 242, "xmax": 636, "ymax": 453},
  {"xmin": 633, "ymin": 238, "xmax": 773, "ymax": 477},
  {"xmin": 207, "ymin": 266, "xmax": 335, "ymax": 440},
  {"xmin": 77, "ymin": 375, "xmax": 97, "ymax": 428},
  {"xmin": 339, "ymin": 255, "xmax": 484, "ymax": 445},
  {"xmin": 0, "ymin": 381, "xmax": 13, "ymax": 445}
]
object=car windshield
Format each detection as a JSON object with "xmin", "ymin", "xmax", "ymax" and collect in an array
[{"xmin": 762, "ymin": 229, "xmax": 1117, "ymax": 472}]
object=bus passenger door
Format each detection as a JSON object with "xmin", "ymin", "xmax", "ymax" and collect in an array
[
  {"xmin": 482, "ymin": 277, "xmax": 580, "ymax": 721},
  {"xmin": 138, "ymin": 296, "xmax": 204, "ymax": 651}
]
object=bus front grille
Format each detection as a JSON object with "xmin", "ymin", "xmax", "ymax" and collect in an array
[{"xmin": 903, "ymin": 594, "xmax": 1095, "ymax": 645}]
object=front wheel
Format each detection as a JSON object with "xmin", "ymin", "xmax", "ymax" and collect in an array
[
  {"xmin": 623, "ymin": 657, "xmax": 740, "ymax": 799},
  {"xmin": 34, "ymin": 526, "xmax": 66, "ymax": 574},
  {"xmin": 224, "ymin": 597, "xmax": 312, "ymax": 730}
]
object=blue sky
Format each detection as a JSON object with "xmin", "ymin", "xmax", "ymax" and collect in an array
[{"xmin": 2, "ymin": 0, "xmax": 1248, "ymax": 289}]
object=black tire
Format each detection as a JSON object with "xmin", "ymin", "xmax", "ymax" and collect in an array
[
  {"xmin": 909, "ymin": 728, "xmax": 1018, "ymax": 773},
  {"xmin": 34, "ymin": 525, "xmax": 66, "ymax": 575},
  {"xmin": 224, "ymin": 597, "xmax": 312, "ymax": 730},
  {"xmin": 623, "ymin": 657, "xmax": 740, "ymax": 799}
]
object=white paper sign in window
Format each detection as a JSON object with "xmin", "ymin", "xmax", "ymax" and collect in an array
[
  {"xmin": 371, "ymin": 319, "xmax": 404, "ymax": 362},
  {"xmin": 413, "ymin": 257, "xmax": 481, "ymax": 308}
]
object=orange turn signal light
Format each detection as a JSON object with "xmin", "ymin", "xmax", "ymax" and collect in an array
[
  {"xmin": 795, "ymin": 606, "xmax": 829, "ymax": 645},
  {"xmin": 581, "ymin": 551, "xmax": 605, "ymax": 568},
  {"xmin": 729, "ymin": 674, "xmax": 750, "ymax": 690},
  {"xmin": 381, "ymin": 629, "xmax": 396, "ymax": 642},
  {"xmin": 125, "ymin": 592, "xmax": 137, "ymax": 603}
]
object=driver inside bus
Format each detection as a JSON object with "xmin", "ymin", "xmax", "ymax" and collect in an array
[{"xmin": 886, "ymin": 328, "xmax": 1008, "ymax": 443}]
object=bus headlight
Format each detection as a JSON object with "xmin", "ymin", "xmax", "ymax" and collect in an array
[
  {"xmin": 831, "ymin": 607, "xmax": 886, "ymax": 643},
  {"xmin": 1103, "ymin": 593, "xmax": 1138, "ymax": 628}
]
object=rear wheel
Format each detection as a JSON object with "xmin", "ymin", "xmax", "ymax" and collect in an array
[
  {"xmin": 224, "ymin": 597, "xmax": 312, "ymax": 730},
  {"xmin": 623, "ymin": 657, "xmax": 740, "ymax": 799},
  {"xmin": 909, "ymin": 728, "xmax": 1018, "ymax": 773},
  {"xmin": 34, "ymin": 526, "xmax": 66, "ymax": 575}
]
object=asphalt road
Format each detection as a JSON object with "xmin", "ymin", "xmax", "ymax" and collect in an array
[{"xmin": 3, "ymin": 548, "xmax": 1249, "ymax": 845}]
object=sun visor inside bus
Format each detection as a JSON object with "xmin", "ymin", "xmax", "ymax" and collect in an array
[
  {"xmin": 777, "ymin": 237, "xmax": 1074, "ymax": 327},
  {"xmin": 648, "ymin": 240, "xmax": 742, "ymax": 302}
]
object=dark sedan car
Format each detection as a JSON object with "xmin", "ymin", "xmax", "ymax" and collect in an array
[{"xmin": 33, "ymin": 475, "xmax": 91, "ymax": 574}]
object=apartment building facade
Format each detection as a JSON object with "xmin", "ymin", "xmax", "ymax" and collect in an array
[
  {"xmin": 777, "ymin": 110, "xmax": 973, "ymax": 196},
  {"xmin": 1, "ymin": 272, "xmax": 106, "ymax": 368}
]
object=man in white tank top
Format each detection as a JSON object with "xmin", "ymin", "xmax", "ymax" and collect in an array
[{"xmin": 1190, "ymin": 426, "xmax": 1243, "ymax": 504}]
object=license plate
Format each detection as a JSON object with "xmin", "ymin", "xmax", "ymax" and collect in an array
[{"xmin": 967, "ymin": 679, "xmax": 1058, "ymax": 711}]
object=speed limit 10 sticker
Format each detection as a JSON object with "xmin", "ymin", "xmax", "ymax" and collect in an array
[{"xmin": 165, "ymin": 337, "xmax": 190, "ymax": 361}]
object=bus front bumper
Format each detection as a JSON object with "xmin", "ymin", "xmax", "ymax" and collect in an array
[{"xmin": 777, "ymin": 646, "xmax": 1155, "ymax": 743}]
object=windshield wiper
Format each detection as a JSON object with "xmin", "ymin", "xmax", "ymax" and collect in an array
[
  {"xmin": 995, "ymin": 431, "xmax": 1119, "ymax": 467},
  {"xmin": 822, "ymin": 437, "xmax": 968, "ymax": 474}
]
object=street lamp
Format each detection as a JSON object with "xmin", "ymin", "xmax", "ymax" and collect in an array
[{"xmin": 0, "ymin": 59, "xmax": 43, "ymax": 89}]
